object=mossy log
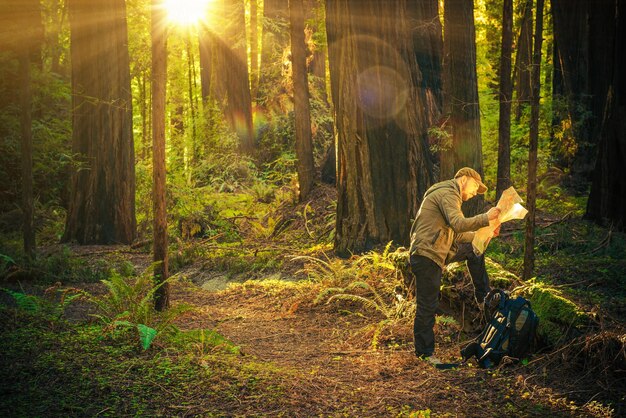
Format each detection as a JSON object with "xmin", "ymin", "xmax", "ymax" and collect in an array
[{"xmin": 515, "ymin": 279, "xmax": 590, "ymax": 346}]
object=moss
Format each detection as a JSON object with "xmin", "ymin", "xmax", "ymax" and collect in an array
[{"xmin": 516, "ymin": 279, "xmax": 589, "ymax": 345}]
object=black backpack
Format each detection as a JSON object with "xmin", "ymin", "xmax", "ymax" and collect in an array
[{"xmin": 461, "ymin": 290, "xmax": 539, "ymax": 368}]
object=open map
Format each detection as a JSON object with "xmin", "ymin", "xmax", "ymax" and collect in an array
[{"xmin": 472, "ymin": 186, "xmax": 528, "ymax": 255}]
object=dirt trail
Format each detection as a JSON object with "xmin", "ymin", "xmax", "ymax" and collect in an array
[{"xmin": 172, "ymin": 281, "xmax": 584, "ymax": 417}]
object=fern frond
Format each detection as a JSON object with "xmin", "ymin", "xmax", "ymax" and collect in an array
[{"xmin": 326, "ymin": 294, "xmax": 383, "ymax": 314}]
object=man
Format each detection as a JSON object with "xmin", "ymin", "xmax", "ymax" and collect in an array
[{"xmin": 409, "ymin": 167, "xmax": 501, "ymax": 360}]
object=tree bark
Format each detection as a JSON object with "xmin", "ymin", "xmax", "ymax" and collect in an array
[
  {"xmin": 551, "ymin": 0, "xmax": 593, "ymax": 178},
  {"xmin": 151, "ymin": 0, "xmax": 169, "ymax": 311},
  {"xmin": 198, "ymin": 0, "xmax": 254, "ymax": 153},
  {"xmin": 514, "ymin": 0, "xmax": 533, "ymax": 121},
  {"xmin": 20, "ymin": 48, "xmax": 35, "ymax": 259},
  {"xmin": 289, "ymin": 0, "xmax": 315, "ymax": 200},
  {"xmin": 441, "ymin": 0, "xmax": 484, "ymax": 215},
  {"xmin": 585, "ymin": 0, "xmax": 626, "ymax": 231},
  {"xmin": 250, "ymin": 0, "xmax": 260, "ymax": 100},
  {"xmin": 326, "ymin": 0, "xmax": 434, "ymax": 255},
  {"xmin": 64, "ymin": 0, "xmax": 136, "ymax": 245},
  {"xmin": 258, "ymin": 0, "xmax": 289, "ymax": 103},
  {"xmin": 523, "ymin": 0, "xmax": 544, "ymax": 281},
  {"xmin": 408, "ymin": 0, "xmax": 444, "ymax": 127},
  {"xmin": 496, "ymin": 0, "xmax": 513, "ymax": 199}
]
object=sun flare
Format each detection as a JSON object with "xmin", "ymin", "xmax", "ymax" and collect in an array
[{"xmin": 163, "ymin": 0, "xmax": 212, "ymax": 26}]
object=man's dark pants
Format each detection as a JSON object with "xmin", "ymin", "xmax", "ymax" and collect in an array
[{"xmin": 411, "ymin": 243, "xmax": 490, "ymax": 357}]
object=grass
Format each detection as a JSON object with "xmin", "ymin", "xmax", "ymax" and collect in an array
[{"xmin": 0, "ymin": 306, "xmax": 288, "ymax": 417}]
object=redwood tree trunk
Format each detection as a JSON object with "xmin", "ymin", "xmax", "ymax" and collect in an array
[
  {"xmin": 523, "ymin": 0, "xmax": 544, "ymax": 281},
  {"xmin": 151, "ymin": 0, "xmax": 169, "ymax": 311},
  {"xmin": 258, "ymin": 0, "xmax": 289, "ymax": 102},
  {"xmin": 250, "ymin": 0, "xmax": 259, "ymax": 99},
  {"xmin": 551, "ymin": 0, "xmax": 593, "ymax": 178},
  {"xmin": 20, "ymin": 48, "xmax": 35, "ymax": 259},
  {"xmin": 514, "ymin": 0, "xmax": 533, "ymax": 121},
  {"xmin": 585, "ymin": 0, "xmax": 626, "ymax": 231},
  {"xmin": 327, "ymin": 0, "xmax": 434, "ymax": 255},
  {"xmin": 198, "ymin": 0, "xmax": 254, "ymax": 153},
  {"xmin": 441, "ymin": 0, "xmax": 484, "ymax": 215},
  {"xmin": 408, "ymin": 0, "xmax": 444, "ymax": 127},
  {"xmin": 289, "ymin": 0, "xmax": 315, "ymax": 200},
  {"xmin": 64, "ymin": 0, "xmax": 136, "ymax": 245},
  {"xmin": 496, "ymin": 0, "xmax": 513, "ymax": 199}
]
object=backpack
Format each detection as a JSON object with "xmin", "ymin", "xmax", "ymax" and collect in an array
[{"xmin": 461, "ymin": 290, "xmax": 539, "ymax": 368}]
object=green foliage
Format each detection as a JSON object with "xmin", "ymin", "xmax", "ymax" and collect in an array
[
  {"xmin": 320, "ymin": 280, "xmax": 412, "ymax": 320},
  {"xmin": 515, "ymin": 279, "xmax": 589, "ymax": 346},
  {"xmin": 171, "ymin": 328, "xmax": 241, "ymax": 355},
  {"xmin": 0, "ymin": 52, "xmax": 72, "ymax": 233},
  {"xmin": 88, "ymin": 268, "xmax": 192, "ymax": 350},
  {"xmin": 0, "ymin": 307, "xmax": 286, "ymax": 417},
  {"xmin": 1, "ymin": 285, "xmax": 85, "ymax": 321},
  {"xmin": 294, "ymin": 253, "xmax": 358, "ymax": 285},
  {"xmin": 0, "ymin": 244, "xmax": 115, "ymax": 284}
]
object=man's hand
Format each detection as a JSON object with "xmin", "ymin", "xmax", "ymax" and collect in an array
[{"xmin": 486, "ymin": 207, "xmax": 501, "ymax": 221}]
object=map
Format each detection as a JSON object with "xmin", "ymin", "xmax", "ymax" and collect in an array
[{"xmin": 472, "ymin": 186, "xmax": 528, "ymax": 255}]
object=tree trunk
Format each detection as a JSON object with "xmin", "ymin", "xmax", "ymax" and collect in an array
[
  {"xmin": 441, "ymin": 0, "xmax": 484, "ymax": 215},
  {"xmin": 496, "ymin": 0, "xmax": 513, "ymax": 199},
  {"xmin": 289, "ymin": 0, "xmax": 315, "ymax": 200},
  {"xmin": 151, "ymin": 0, "xmax": 169, "ymax": 311},
  {"xmin": 514, "ymin": 0, "xmax": 533, "ymax": 121},
  {"xmin": 408, "ymin": 0, "xmax": 444, "ymax": 127},
  {"xmin": 250, "ymin": 0, "xmax": 260, "ymax": 100},
  {"xmin": 258, "ymin": 0, "xmax": 289, "ymax": 103},
  {"xmin": 306, "ymin": 0, "xmax": 329, "ymax": 104},
  {"xmin": 522, "ymin": 0, "xmax": 544, "ymax": 281},
  {"xmin": 64, "ymin": 0, "xmax": 136, "ymax": 245},
  {"xmin": 551, "ymin": 0, "xmax": 593, "ymax": 178},
  {"xmin": 186, "ymin": 33, "xmax": 198, "ymax": 166},
  {"xmin": 585, "ymin": 0, "xmax": 626, "ymax": 231},
  {"xmin": 19, "ymin": 49, "xmax": 35, "ymax": 259},
  {"xmin": 326, "ymin": 0, "xmax": 434, "ymax": 255},
  {"xmin": 199, "ymin": 0, "xmax": 254, "ymax": 153}
]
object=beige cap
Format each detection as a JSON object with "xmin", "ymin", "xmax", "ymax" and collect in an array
[{"xmin": 454, "ymin": 167, "xmax": 487, "ymax": 194}]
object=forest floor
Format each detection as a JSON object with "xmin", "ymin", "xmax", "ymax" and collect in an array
[
  {"xmin": 1, "ymin": 185, "xmax": 625, "ymax": 417},
  {"xmin": 4, "ymin": 241, "xmax": 616, "ymax": 417}
]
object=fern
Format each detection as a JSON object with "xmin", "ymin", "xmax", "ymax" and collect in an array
[
  {"xmin": 2, "ymin": 286, "xmax": 85, "ymax": 319},
  {"xmin": 2, "ymin": 288, "xmax": 39, "ymax": 312},
  {"xmin": 326, "ymin": 293, "xmax": 383, "ymax": 314},
  {"xmin": 87, "ymin": 266, "xmax": 192, "ymax": 350}
]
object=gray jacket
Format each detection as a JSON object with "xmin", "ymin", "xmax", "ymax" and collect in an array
[{"xmin": 409, "ymin": 179, "xmax": 489, "ymax": 268}]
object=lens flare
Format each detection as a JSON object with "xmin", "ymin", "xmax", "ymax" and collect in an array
[{"xmin": 163, "ymin": 0, "xmax": 211, "ymax": 26}]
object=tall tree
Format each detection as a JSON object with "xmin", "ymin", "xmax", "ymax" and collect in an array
[
  {"xmin": 258, "ymin": 0, "xmax": 289, "ymax": 103},
  {"xmin": 441, "ymin": 0, "xmax": 484, "ymax": 215},
  {"xmin": 408, "ymin": 0, "xmax": 444, "ymax": 126},
  {"xmin": 250, "ymin": 0, "xmax": 260, "ymax": 99},
  {"xmin": 151, "ymin": 0, "xmax": 169, "ymax": 311},
  {"xmin": 198, "ymin": 0, "xmax": 254, "ymax": 152},
  {"xmin": 16, "ymin": 0, "xmax": 43, "ymax": 258},
  {"xmin": 496, "ymin": 0, "xmax": 513, "ymax": 199},
  {"xmin": 551, "ymin": 0, "xmax": 592, "ymax": 178},
  {"xmin": 19, "ymin": 47, "xmax": 35, "ymax": 259},
  {"xmin": 289, "ymin": 0, "xmax": 315, "ymax": 200},
  {"xmin": 523, "ymin": 0, "xmax": 544, "ymax": 281},
  {"xmin": 326, "ymin": 0, "xmax": 434, "ymax": 255},
  {"xmin": 585, "ymin": 0, "xmax": 626, "ymax": 230},
  {"xmin": 63, "ymin": 0, "xmax": 136, "ymax": 245},
  {"xmin": 514, "ymin": 0, "xmax": 533, "ymax": 121}
]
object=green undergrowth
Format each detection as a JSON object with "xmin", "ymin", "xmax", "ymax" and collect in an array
[
  {"xmin": 0, "ymin": 299, "xmax": 287, "ymax": 417},
  {"xmin": 0, "ymin": 242, "xmax": 132, "ymax": 284},
  {"xmin": 515, "ymin": 279, "xmax": 591, "ymax": 346}
]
